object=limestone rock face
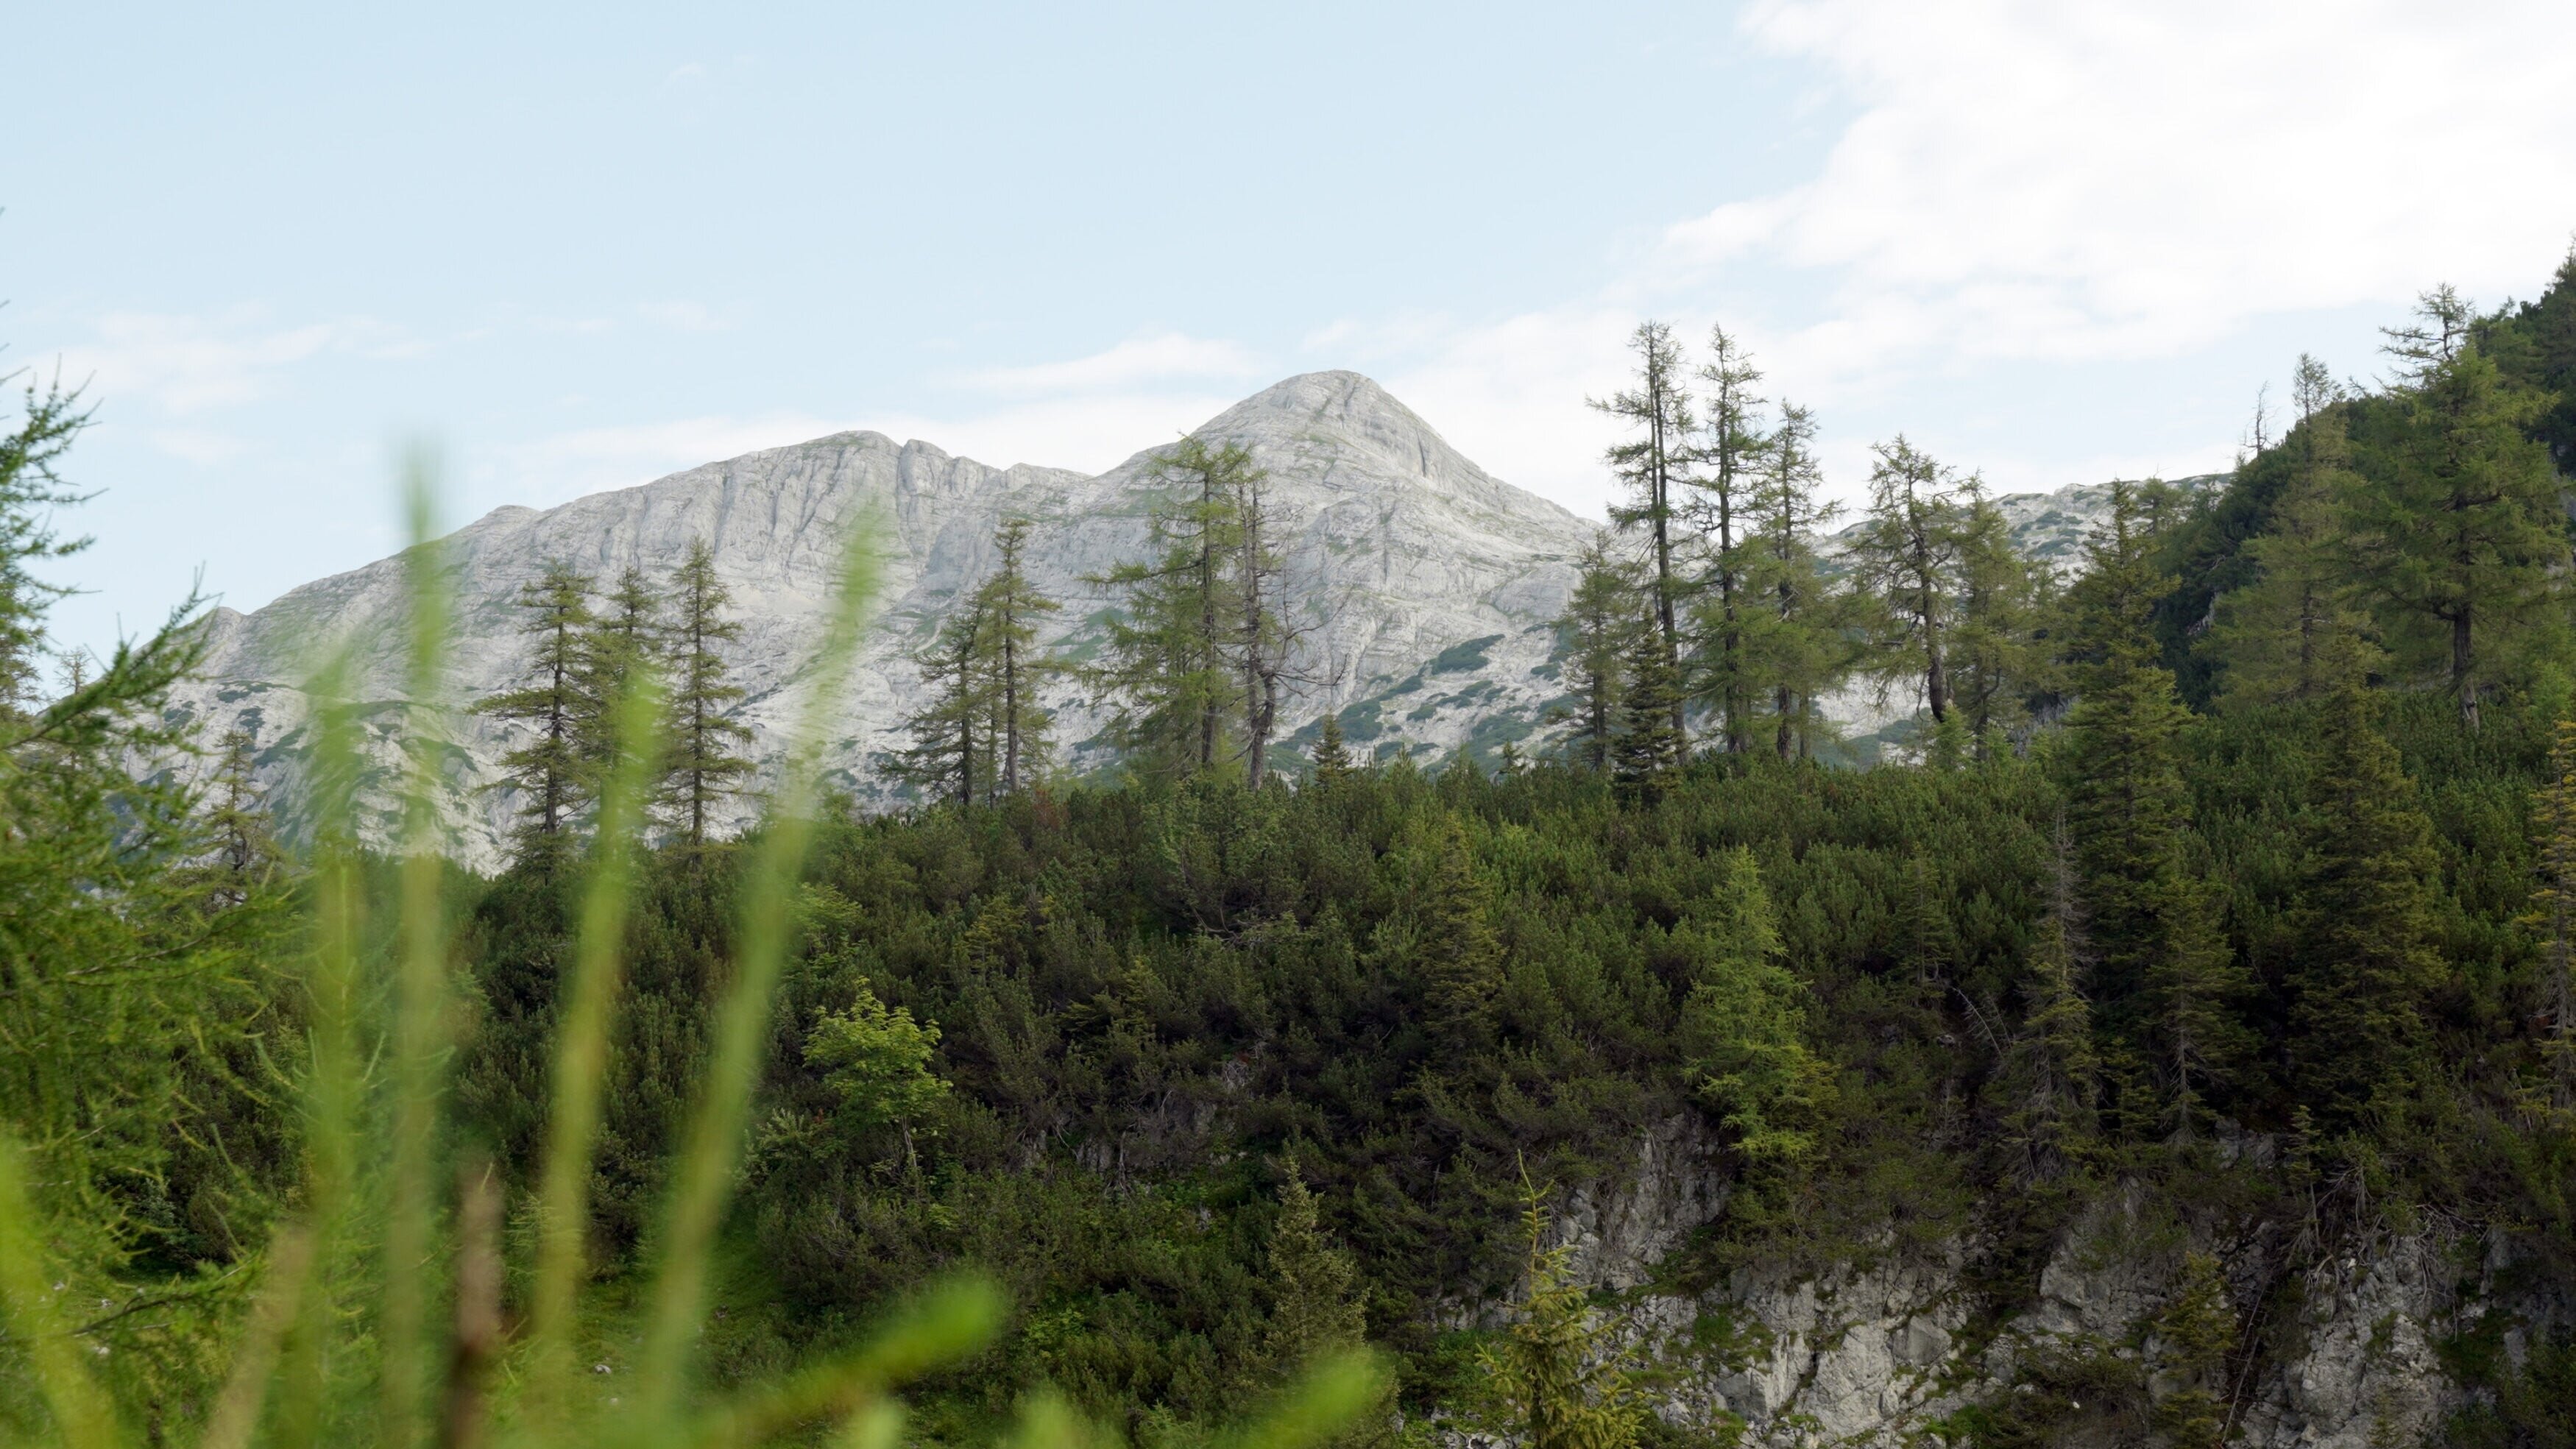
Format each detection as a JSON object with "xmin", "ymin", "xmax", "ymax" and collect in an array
[
  {"xmin": 1510, "ymin": 1130, "xmax": 2572, "ymax": 1448},
  {"xmin": 166, "ymin": 367, "xmax": 2207, "ymax": 868},
  {"xmin": 168, "ymin": 372, "xmax": 1596, "ymax": 868}
]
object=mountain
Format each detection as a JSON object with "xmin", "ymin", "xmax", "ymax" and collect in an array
[
  {"xmin": 173, "ymin": 371, "xmax": 2199, "ymax": 868},
  {"xmin": 171, "ymin": 372, "xmax": 1597, "ymax": 868}
]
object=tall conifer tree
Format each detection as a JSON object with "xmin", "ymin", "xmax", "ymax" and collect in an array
[
  {"xmin": 1556, "ymin": 536, "xmax": 1639, "ymax": 773},
  {"xmin": 482, "ymin": 561, "xmax": 598, "ymax": 856},
  {"xmin": 969, "ymin": 516, "xmax": 1058, "ymax": 796},
  {"xmin": 2207, "ymin": 357, "xmax": 2377, "ymax": 709},
  {"xmin": 1847, "ymin": 438, "xmax": 1966, "ymax": 727},
  {"xmin": 1947, "ymin": 488, "xmax": 2048, "ymax": 757},
  {"xmin": 2351, "ymin": 289, "xmax": 2565, "ymax": 730},
  {"xmin": 2288, "ymin": 676, "xmax": 2444, "ymax": 1135},
  {"xmin": 894, "ymin": 606, "xmax": 990, "ymax": 809},
  {"xmin": 662, "ymin": 539, "xmax": 753, "ymax": 847},
  {"xmin": 1592, "ymin": 322, "xmax": 1694, "ymax": 744},
  {"xmin": 1230, "ymin": 462, "xmax": 1298, "ymax": 787},
  {"xmin": 1610, "ymin": 613, "xmax": 1683, "ymax": 803},
  {"xmin": 1687, "ymin": 325, "xmax": 1766, "ymax": 752},
  {"xmin": 1735, "ymin": 403, "xmax": 1848, "ymax": 759},
  {"xmin": 1095, "ymin": 437, "xmax": 1253, "ymax": 784},
  {"xmin": 1998, "ymin": 823, "xmax": 2100, "ymax": 1183},
  {"xmin": 1309, "ymin": 711, "xmax": 1354, "ymax": 789},
  {"xmin": 2062, "ymin": 483, "xmax": 2246, "ymax": 1136},
  {"xmin": 1680, "ymin": 849, "xmax": 1830, "ymax": 1162}
]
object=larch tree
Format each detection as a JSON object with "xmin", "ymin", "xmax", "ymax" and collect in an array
[
  {"xmin": 481, "ymin": 561, "xmax": 598, "ymax": 857},
  {"xmin": 576, "ymin": 562, "xmax": 665, "ymax": 788},
  {"xmin": 1094, "ymin": 436, "xmax": 1252, "ymax": 784},
  {"xmin": 894, "ymin": 603, "xmax": 991, "ymax": 809},
  {"xmin": 1228, "ymin": 458, "xmax": 1301, "ymax": 787},
  {"xmin": 2207, "ymin": 355, "xmax": 2377, "ymax": 709},
  {"xmin": 1947, "ymin": 485, "xmax": 2049, "ymax": 759},
  {"xmin": 662, "ymin": 538, "xmax": 754, "ymax": 848},
  {"xmin": 1, "ymin": 367, "xmax": 281, "ymax": 1285},
  {"xmin": 1476, "ymin": 1177, "xmax": 1645, "ymax": 1449},
  {"xmin": 1686, "ymin": 325, "xmax": 1767, "ymax": 751},
  {"xmin": 1847, "ymin": 437, "xmax": 1967, "ymax": 728},
  {"xmin": 1592, "ymin": 321, "xmax": 1694, "ymax": 744},
  {"xmin": 1679, "ymin": 849, "xmax": 1831, "ymax": 1162},
  {"xmin": 196, "ymin": 727, "xmax": 280, "ymax": 909},
  {"xmin": 1260, "ymin": 1157, "xmax": 1370, "ymax": 1372},
  {"xmin": 1556, "ymin": 534, "xmax": 1639, "ymax": 773},
  {"xmin": 969, "ymin": 515, "xmax": 1059, "ymax": 796},
  {"xmin": 1735, "ymin": 402, "xmax": 1847, "ymax": 759},
  {"xmin": 2351, "ymin": 288, "xmax": 2565, "ymax": 731}
]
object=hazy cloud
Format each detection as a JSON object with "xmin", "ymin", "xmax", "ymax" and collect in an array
[
  {"xmin": 1666, "ymin": 0, "xmax": 2576, "ymax": 366},
  {"xmin": 52, "ymin": 310, "xmax": 413, "ymax": 414}
]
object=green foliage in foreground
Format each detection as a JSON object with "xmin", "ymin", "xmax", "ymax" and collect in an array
[{"xmin": 10, "ymin": 251, "xmax": 2576, "ymax": 1445}]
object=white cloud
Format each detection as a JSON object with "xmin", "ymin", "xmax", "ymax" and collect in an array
[
  {"xmin": 962, "ymin": 331, "xmax": 1263, "ymax": 397},
  {"xmin": 53, "ymin": 310, "xmax": 408, "ymax": 414},
  {"xmin": 1666, "ymin": 0, "xmax": 2576, "ymax": 368}
]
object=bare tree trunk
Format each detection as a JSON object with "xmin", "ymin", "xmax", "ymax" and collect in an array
[
  {"xmin": 2454, "ymin": 606, "xmax": 2479, "ymax": 732},
  {"xmin": 1001, "ymin": 621, "xmax": 1020, "ymax": 795}
]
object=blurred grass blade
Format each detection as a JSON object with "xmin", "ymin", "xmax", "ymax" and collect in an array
[
  {"xmin": 276, "ymin": 646, "xmax": 371, "ymax": 1449},
  {"xmin": 1211, "ymin": 1349, "xmax": 1389, "ymax": 1449},
  {"xmin": 999, "ymin": 1389, "xmax": 1087, "ymax": 1449},
  {"xmin": 0, "ymin": 1134, "xmax": 121, "ymax": 1449},
  {"xmin": 682, "ymin": 1275, "xmax": 1002, "ymax": 1449},
  {"xmin": 523, "ymin": 662, "xmax": 668, "ymax": 1416},
  {"xmin": 197, "ymin": 1224, "xmax": 316, "ymax": 1449},
  {"xmin": 635, "ymin": 517, "xmax": 882, "ymax": 1415},
  {"xmin": 382, "ymin": 447, "xmax": 455, "ymax": 1449},
  {"xmin": 835, "ymin": 1400, "xmax": 905, "ymax": 1449}
]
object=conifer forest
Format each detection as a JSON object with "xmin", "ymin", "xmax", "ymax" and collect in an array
[{"xmin": 7, "ymin": 252, "xmax": 2576, "ymax": 1449}]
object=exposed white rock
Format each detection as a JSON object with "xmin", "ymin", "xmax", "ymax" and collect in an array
[
  {"xmin": 1516, "ymin": 1130, "xmax": 2572, "ymax": 1448},
  {"xmin": 166, "ymin": 369, "xmax": 2216, "ymax": 869},
  {"xmin": 169, "ymin": 372, "xmax": 1597, "ymax": 869}
]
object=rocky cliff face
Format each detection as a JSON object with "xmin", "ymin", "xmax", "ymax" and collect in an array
[{"xmin": 1540, "ymin": 1128, "xmax": 2569, "ymax": 1448}]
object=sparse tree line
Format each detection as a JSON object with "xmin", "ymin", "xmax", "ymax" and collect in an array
[
  {"xmin": 1560, "ymin": 320, "xmax": 2077, "ymax": 788},
  {"xmin": 485, "ymin": 436, "xmax": 1326, "ymax": 863},
  {"xmin": 479, "ymin": 538, "xmax": 753, "ymax": 860},
  {"xmin": 1558, "ymin": 282, "xmax": 2572, "ymax": 800}
]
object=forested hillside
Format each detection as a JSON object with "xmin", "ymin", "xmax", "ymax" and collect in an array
[{"xmin": 4, "ymin": 248, "xmax": 2576, "ymax": 1448}]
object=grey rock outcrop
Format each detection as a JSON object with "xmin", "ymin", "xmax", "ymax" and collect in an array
[
  {"xmin": 1510, "ymin": 1132, "xmax": 2570, "ymax": 1448},
  {"xmin": 169, "ymin": 372, "xmax": 1596, "ymax": 868},
  {"xmin": 166, "ymin": 369, "xmax": 2217, "ymax": 868}
]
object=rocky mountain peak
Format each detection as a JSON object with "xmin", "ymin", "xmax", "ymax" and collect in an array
[{"xmin": 170, "ymin": 375, "xmax": 1597, "ymax": 868}]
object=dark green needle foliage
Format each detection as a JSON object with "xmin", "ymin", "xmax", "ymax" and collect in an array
[{"xmin": 664, "ymin": 537, "xmax": 755, "ymax": 848}]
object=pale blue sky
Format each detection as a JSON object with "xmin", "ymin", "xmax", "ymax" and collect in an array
[{"xmin": 13, "ymin": 1, "xmax": 2576, "ymax": 661}]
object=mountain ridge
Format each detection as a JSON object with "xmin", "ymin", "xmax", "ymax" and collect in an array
[
  {"xmin": 173, "ymin": 372, "xmax": 1597, "ymax": 866},
  {"xmin": 172, "ymin": 369, "xmax": 2181, "ymax": 866}
]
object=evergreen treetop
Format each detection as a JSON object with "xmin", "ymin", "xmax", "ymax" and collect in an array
[{"xmin": 662, "ymin": 538, "xmax": 754, "ymax": 847}]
